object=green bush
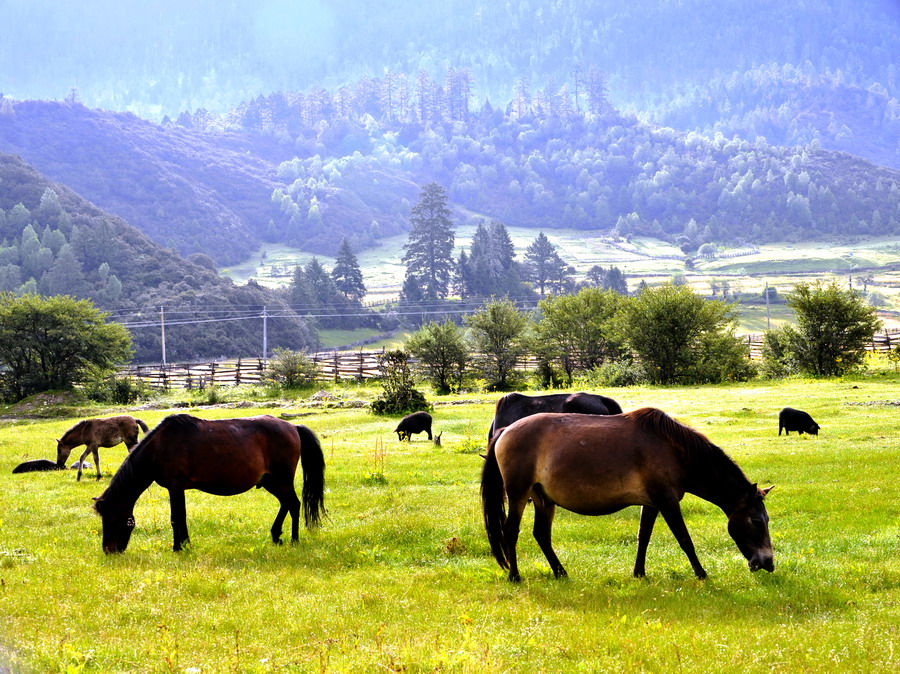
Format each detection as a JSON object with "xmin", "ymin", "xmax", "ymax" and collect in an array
[
  {"xmin": 371, "ymin": 349, "xmax": 432, "ymax": 415},
  {"xmin": 580, "ymin": 359, "xmax": 649, "ymax": 387},
  {"xmin": 262, "ymin": 348, "xmax": 321, "ymax": 388},
  {"xmin": 83, "ymin": 375, "xmax": 149, "ymax": 404}
]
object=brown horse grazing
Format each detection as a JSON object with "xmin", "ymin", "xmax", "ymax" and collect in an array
[
  {"xmin": 481, "ymin": 408, "xmax": 775, "ymax": 582},
  {"xmin": 56, "ymin": 415, "xmax": 150, "ymax": 481},
  {"xmin": 92, "ymin": 414, "xmax": 326, "ymax": 554}
]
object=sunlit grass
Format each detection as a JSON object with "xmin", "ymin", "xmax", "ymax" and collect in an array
[{"xmin": 1, "ymin": 377, "xmax": 898, "ymax": 671}]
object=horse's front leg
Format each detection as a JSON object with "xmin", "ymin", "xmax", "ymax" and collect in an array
[
  {"xmin": 168, "ymin": 488, "xmax": 190, "ymax": 551},
  {"xmin": 657, "ymin": 500, "xmax": 707, "ymax": 580},
  {"xmin": 75, "ymin": 446, "xmax": 93, "ymax": 481},
  {"xmin": 633, "ymin": 506, "xmax": 660, "ymax": 578},
  {"xmin": 92, "ymin": 447, "xmax": 102, "ymax": 480}
]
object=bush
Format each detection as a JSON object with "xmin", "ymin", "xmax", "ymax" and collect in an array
[
  {"xmin": 263, "ymin": 348, "xmax": 320, "ymax": 388},
  {"xmin": 83, "ymin": 375, "xmax": 149, "ymax": 404},
  {"xmin": 580, "ymin": 359, "xmax": 649, "ymax": 387},
  {"xmin": 371, "ymin": 349, "xmax": 432, "ymax": 415},
  {"xmin": 760, "ymin": 325, "xmax": 799, "ymax": 379}
]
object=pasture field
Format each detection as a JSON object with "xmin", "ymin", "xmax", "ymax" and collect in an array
[
  {"xmin": 220, "ymin": 233, "xmax": 900, "ymax": 318},
  {"xmin": 1, "ymin": 377, "xmax": 899, "ymax": 672}
]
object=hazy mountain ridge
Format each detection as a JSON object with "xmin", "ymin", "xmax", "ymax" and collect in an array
[
  {"xmin": 0, "ymin": 152, "xmax": 314, "ymax": 362},
  {"xmin": 2, "ymin": 93, "xmax": 900, "ymax": 269}
]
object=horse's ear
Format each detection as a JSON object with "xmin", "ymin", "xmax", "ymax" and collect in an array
[
  {"xmin": 92, "ymin": 496, "xmax": 100, "ymax": 502},
  {"xmin": 761, "ymin": 485, "xmax": 775, "ymax": 496}
]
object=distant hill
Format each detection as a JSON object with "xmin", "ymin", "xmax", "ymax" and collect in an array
[
  {"xmin": 2, "ymin": 93, "xmax": 900, "ymax": 269},
  {"xmin": 0, "ymin": 152, "xmax": 315, "ymax": 362}
]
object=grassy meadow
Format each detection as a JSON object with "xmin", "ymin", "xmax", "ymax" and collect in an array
[{"xmin": 1, "ymin": 375, "xmax": 899, "ymax": 672}]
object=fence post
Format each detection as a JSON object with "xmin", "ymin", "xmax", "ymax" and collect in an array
[{"xmin": 333, "ymin": 351, "xmax": 340, "ymax": 382}]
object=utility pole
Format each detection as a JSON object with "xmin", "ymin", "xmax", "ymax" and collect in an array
[
  {"xmin": 160, "ymin": 306, "xmax": 167, "ymax": 368},
  {"xmin": 765, "ymin": 282, "xmax": 771, "ymax": 331},
  {"xmin": 262, "ymin": 305, "xmax": 268, "ymax": 367}
]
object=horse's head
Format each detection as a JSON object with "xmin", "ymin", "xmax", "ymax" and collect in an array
[
  {"xmin": 727, "ymin": 484, "xmax": 775, "ymax": 573},
  {"xmin": 55, "ymin": 438, "xmax": 73, "ymax": 467},
  {"xmin": 93, "ymin": 495, "xmax": 135, "ymax": 554}
]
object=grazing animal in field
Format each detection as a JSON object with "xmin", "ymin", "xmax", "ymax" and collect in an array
[
  {"xmin": 394, "ymin": 411, "xmax": 433, "ymax": 441},
  {"xmin": 56, "ymin": 415, "xmax": 150, "ymax": 481},
  {"xmin": 778, "ymin": 407, "xmax": 820, "ymax": 436},
  {"xmin": 92, "ymin": 414, "xmax": 326, "ymax": 554},
  {"xmin": 487, "ymin": 391, "xmax": 622, "ymax": 441},
  {"xmin": 12, "ymin": 458, "xmax": 64, "ymax": 474},
  {"xmin": 481, "ymin": 409, "xmax": 775, "ymax": 582}
]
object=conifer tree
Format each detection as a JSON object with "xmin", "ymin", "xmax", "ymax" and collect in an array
[
  {"xmin": 402, "ymin": 183, "xmax": 455, "ymax": 301},
  {"xmin": 331, "ymin": 238, "xmax": 366, "ymax": 302}
]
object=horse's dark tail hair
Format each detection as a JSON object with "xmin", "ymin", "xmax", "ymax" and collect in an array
[
  {"xmin": 481, "ymin": 428, "xmax": 509, "ymax": 570},
  {"xmin": 135, "ymin": 418, "xmax": 149, "ymax": 433},
  {"xmin": 296, "ymin": 425, "xmax": 326, "ymax": 528}
]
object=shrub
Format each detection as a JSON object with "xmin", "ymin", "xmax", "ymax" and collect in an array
[
  {"xmin": 371, "ymin": 349, "xmax": 432, "ymax": 415},
  {"xmin": 263, "ymin": 348, "xmax": 320, "ymax": 388},
  {"xmin": 83, "ymin": 375, "xmax": 149, "ymax": 404},
  {"xmin": 580, "ymin": 359, "xmax": 649, "ymax": 387}
]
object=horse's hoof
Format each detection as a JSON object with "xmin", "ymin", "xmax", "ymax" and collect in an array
[
  {"xmin": 272, "ymin": 538, "xmax": 283, "ymax": 546},
  {"xmin": 508, "ymin": 573, "xmax": 522, "ymax": 583}
]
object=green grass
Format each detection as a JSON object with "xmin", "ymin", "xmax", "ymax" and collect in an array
[{"xmin": 2, "ymin": 378, "xmax": 898, "ymax": 671}]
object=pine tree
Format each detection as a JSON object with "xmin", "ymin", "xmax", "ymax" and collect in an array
[
  {"xmin": 523, "ymin": 232, "xmax": 569, "ymax": 296},
  {"xmin": 402, "ymin": 183, "xmax": 455, "ymax": 300},
  {"xmin": 331, "ymin": 238, "xmax": 366, "ymax": 302}
]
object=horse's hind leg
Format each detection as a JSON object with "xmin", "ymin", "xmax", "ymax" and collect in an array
[
  {"xmin": 504, "ymin": 496, "xmax": 529, "ymax": 582},
  {"xmin": 260, "ymin": 476, "xmax": 301, "ymax": 544},
  {"xmin": 532, "ymin": 490, "xmax": 566, "ymax": 579},
  {"xmin": 633, "ymin": 506, "xmax": 659, "ymax": 578}
]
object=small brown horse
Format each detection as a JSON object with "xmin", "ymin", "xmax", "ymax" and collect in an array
[
  {"xmin": 93, "ymin": 414, "xmax": 326, "ymax": 554},
  {"xmin": 56, "ymin": 415, "xmax": 149, "ymax": 481},
  {"xmin": 481, "ymin": 409, "xmax": 775, "ymax": 582}
]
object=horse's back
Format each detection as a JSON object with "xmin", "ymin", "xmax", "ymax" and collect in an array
[
  {"xmin": 149, "ymin": 415, "xmax": 301, "ymax": 494},
  {"xmin": 494, "ymin": 413, "xmax": 672, "ymax": 514}
]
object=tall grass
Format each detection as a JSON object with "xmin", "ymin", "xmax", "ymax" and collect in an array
[{"xmin": 0, "ymin": 377, "xmax": 898, "ymax": 671}]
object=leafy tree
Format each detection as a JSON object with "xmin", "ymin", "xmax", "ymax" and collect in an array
[
  {"xmin": 371, "ymin": 349, "xmax": 431, "ymax": 415},
  {"xmin": 402, "ymin": 182, "xmax": 455, "ymax": 300},
  {"xmin": 39, "ymin": 243, "xmax": 89, "ymax": 298},
  {"xmin": 522, "ymin": 232, "xmax": 571, "ymax": 296},
  {"xmin": 585, "ymin": 264, "xmax": 628, "ymax": 294},
  {"xmin": 331, "ymin": 237, "xmax": 366, "ymax": 302},
  {"xmin": 464, "ymin": 298, "xmax": 530, "ymax": 390},
  {"xmin": 534, "ymin": 288, "xmax": 625, "ymax": 384},
  {"xmin": 0, "ymin": 293, "xmax": 132, "ymax": 402},
  {"xmin": 616, "ymin": 284, "xmax": 752, "ymax": 385},
  {"xmin": 782, "ymin": 280, "xmax": 881, "ymax": 376},
  {"xmin": 406, "ymin": 319, "xmax": 469, "ymax": 394}
]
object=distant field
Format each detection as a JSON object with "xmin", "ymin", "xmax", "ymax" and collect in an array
[{"xmin": 219, "ymin": 233, "xmax": 900, "ymax": 313}]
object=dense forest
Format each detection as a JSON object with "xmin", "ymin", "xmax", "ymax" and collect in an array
[
  {"xmin": 2, "ymin": 84, "xmax": 899, "ymax": 264},
  {"xmin": 0, "ymin": 153, "xmax": 316, "ymax": 361}
]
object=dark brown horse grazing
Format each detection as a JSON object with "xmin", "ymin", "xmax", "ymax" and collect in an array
[
  {"xmin": 92, "ymin": 414, "xmax": 326, "ymax": 554},
  {"xmin": 481, "ymin": 408, "xmax": 775, "ymax": 582},
  {"xmin": 56, "ymin": 415, "xmax": 150, "ymax": 481}
]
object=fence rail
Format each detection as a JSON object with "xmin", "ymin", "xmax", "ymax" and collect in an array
[{"xmin": 121, "ymin": 330, "xmax": 900, "ymax": 390}]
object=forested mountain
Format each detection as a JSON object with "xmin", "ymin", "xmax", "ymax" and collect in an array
[
  {"xmin": 2, "ymin": 89, "xmax": 898, "ymax": 267},
  {"xmin": 0, "ymin": 153, "xmax": 315, "ymax": 362}
]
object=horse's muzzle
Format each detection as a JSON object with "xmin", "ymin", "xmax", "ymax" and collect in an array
[{"xmin": 749, "ymin": 557, "xmax": 774, "ymax": 573}]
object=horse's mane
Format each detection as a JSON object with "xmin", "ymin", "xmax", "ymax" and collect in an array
[
  {"xmin": 99, "ymin": 415, "xmax": 198, "ymax": 505},
  {"xmin": 625, "ymin": 407, "xmax": 744, "ymax": 477},
  {"xmin": 61, "ymin": 419, "xmax": 90, "ymax": 442}
]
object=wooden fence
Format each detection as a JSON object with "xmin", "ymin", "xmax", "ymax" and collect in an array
[{"xmin": 121, "ymin": 331, "xmax": 900, "ymax": 390}]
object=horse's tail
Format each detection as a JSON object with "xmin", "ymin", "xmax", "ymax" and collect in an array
[
  {"xmin": 296, "ymin": 425, "xmax": 326, "ymax": 529},
  {"xmin": 135, "ymin": 418, "xmax": 150, "ymax": 433},
  {"xmin": 481, "ymin": 428, "xmax": 509, "ymax": 570}
]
